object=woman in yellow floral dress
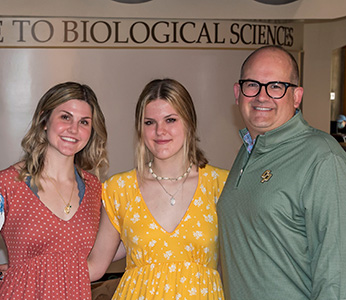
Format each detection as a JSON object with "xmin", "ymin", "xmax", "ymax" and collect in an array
[{"xmin": 88, "ymin": 78, "xmax": 229, "ymax": 299}]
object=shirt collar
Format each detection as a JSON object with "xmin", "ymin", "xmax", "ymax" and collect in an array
[
  {"xmin": 241, "ymin": 109, "xmax": 301, "ymax": 154},
  {"xmin": 243, "ymin": 131, "xmax": 256, "ymax": 153}
]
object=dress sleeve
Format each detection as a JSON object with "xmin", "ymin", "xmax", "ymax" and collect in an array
[
  {"xmin": 303, "ymin": 153, "xmax": 346, "ymax": 299},
  {"xmin": 210, "ymin": 166, "xmax": 230, "ymax": 202},
  {"xmin": 102, "ymin": 171, "xmax": 135, "ymax": 234},
  {"xmin": 217, "ymin": 168, "xmax": 230, "ymax": 197},
  {"xmin": 102, "ymin": 175, "xmax": 121, "ymax": 233}
]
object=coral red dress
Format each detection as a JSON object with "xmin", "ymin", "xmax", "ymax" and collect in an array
[{"xmin": 0, "ymin": 166, "xmax": 101, "ymax": 300}]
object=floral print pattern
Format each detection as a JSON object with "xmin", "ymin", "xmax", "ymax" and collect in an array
[{"xmin": 102, "ymin": 165, "xmax": 229, "ymax": 299}]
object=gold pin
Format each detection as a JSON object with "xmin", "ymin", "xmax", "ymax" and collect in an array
[{"xmin": 261, "ymin": 170, "xmax": 273, "ymax": 183}]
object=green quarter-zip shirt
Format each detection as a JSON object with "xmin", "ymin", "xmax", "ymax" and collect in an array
[{"xmin": 218, "ymin": 111, "xmax": 346, "ymax": 300}]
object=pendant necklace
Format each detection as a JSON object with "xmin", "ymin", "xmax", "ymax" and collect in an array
[
  {"xmin": 44, "ymin": 172, "xmax": 75, "ymax": 214},
  {"xmin": 155, "ymin": 173, "xmax": 189, "ymax": 206},
  {"xmin": 150, "ymin": 162, "xmax": 192, "ymax": 206}
]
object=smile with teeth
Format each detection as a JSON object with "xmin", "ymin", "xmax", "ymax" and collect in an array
[
  {"xmin": 254, "ymin": 107, "xmax": 272, "ymax": 111},
  {"xmin": 61, "ymin": 136, "xmax": 78, "ymax": 142}
]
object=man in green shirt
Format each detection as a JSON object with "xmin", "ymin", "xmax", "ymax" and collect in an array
[{"xmin": 218, "ymin": 45, "xmax": 346, "ymax": 300}]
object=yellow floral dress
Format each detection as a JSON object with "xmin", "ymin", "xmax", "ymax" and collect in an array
[{"xmin": 102, "ymin": 164, "xmax": 229, "ymax": 299}]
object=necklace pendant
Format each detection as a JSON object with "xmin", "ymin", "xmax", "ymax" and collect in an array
[
  {"xmin": 64, "ymin": 204, "xmax": 72, "ymax": 214},
  {"xmin": 170, "ymin": 197, "xmax": 176, "ymax": 206}
]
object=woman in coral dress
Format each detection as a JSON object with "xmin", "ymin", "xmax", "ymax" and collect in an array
[
  {"xmin": 0, "ymin": 82, "xmax": 108, "ymax": 299},
  {"xmin": 88, "ymin": 78, "xmax": 229, "ymax": 299}
]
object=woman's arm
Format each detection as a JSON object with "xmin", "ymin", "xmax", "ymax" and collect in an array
[
  {"xmin": 112, "ymin": 241, "xmax": 126, "ymax": 262},
  {"xmin": 88, "ymin": 206, "xmax": 121, "ymax": 282}
]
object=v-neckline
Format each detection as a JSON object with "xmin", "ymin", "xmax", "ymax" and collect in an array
[
  {"xmin": 11, "ymin": 166, "xmax": 84, "ymax": 222},
  {"xmin": 134, "ymin": 168, "xmax": 200, "ymax": 234}
]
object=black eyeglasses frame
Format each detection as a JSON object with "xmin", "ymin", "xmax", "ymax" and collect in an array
[{"xmin": 238, "ymin": 79, "xmax": 298, "ymax": 99}]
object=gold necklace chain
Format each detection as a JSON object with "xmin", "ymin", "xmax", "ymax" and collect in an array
[
  {"xmin": 155, "ymin": 171, "xmax": 189, "ymax": 206},
  {"xmin": 44, "ymin": 172, "xmax": 75, "ymax": 214}
]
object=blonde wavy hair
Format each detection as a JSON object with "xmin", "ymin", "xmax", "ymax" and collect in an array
[
  {"xmin": 135, "ymin": 78, "xmax": 208, "ymax": 178},
  {"xmin": 18, "ymin": 81, "xmax": 109, "ymax": 188}
]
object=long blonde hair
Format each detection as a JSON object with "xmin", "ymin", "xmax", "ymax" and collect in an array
[
  {"xmin": 18, "ymin": 82, "xmax": 109, "ymax": 188},
  {"xmin": 135, "ymin": 78, "xmax": 208, "ymax": 178}
]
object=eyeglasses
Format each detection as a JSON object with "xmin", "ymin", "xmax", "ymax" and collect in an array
[{"xmin": 238, "ymin": 79, "xmax": 298, "ymax": 99}]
